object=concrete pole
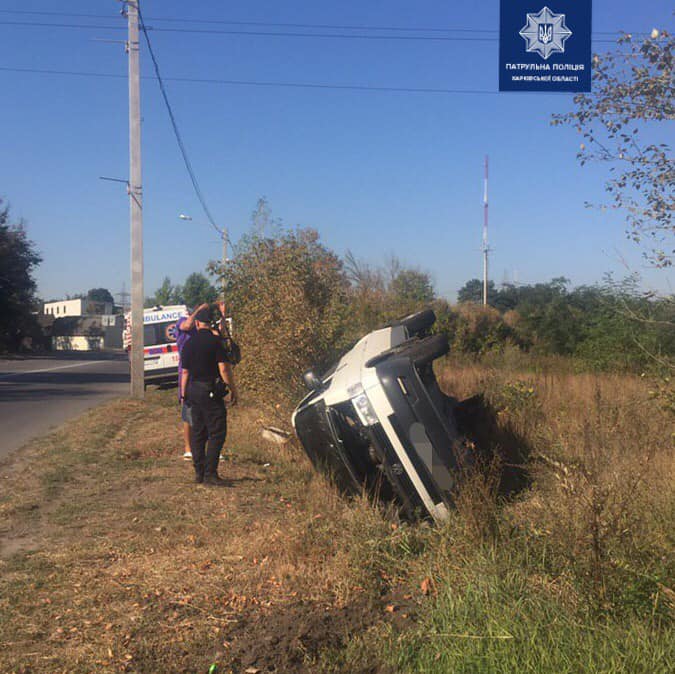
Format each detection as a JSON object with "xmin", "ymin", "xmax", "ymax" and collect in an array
[
  {"xmin": 128, "ymin": 1, "xmax": 144, "ymax": 398},
  {"xmin": 483, "ymin": 249, "xmax": 489, "ymax": 306},
  {"xmin": 221, "ymin": 225, "xmax": 228, "ymax": 302},
  {"xmin": 482, "ymin": 155, "xmax": 489, "ymax": 307}
]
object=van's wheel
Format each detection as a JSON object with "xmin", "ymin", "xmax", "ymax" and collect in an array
[
  {"xmin": 398, "ymin": 309, "xmax": 436, "ymax": 336},
  {"xmin": 405, "ymin": 333, "xmax": 449, "ymax": 366},
  {"xmin": 365, "ymin": 333, "xmax": 449, "ymax": 369}
]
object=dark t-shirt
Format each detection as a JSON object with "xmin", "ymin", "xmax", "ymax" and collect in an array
[{"xmin": 180, "ymin": 328, "xmax": 227, "ymax": 382}]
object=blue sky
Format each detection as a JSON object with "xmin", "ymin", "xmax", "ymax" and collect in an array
[{"xmin": 0, "ymin": 0, "xmax": 673, "ymax": 302}]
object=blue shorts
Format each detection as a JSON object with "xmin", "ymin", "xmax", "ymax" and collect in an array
[{"xmin": 181, "ymin": 402, "xmax": 193, "ymax": 426}]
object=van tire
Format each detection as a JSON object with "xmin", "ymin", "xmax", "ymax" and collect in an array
[
  {"xmin": 365, "ymin": 333, "xmax": 448, "ymax": 369},
  {"xmin": 405, "ymin": 333, "xmax": 449, "ymax": 366},
  {"xmin": 398, "ymin": 309, "xmax": 436, "ymax": 336}
]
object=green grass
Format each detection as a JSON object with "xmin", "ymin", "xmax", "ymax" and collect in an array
[
  {"xmin": 321, "ymin": 526, "xmax": 674, "ymax": 674},
  {"xmin": 1, "ymin": 375, "xmax": 672, "ymax": 673},
  {"xmin": 392, "ymin": 572, "xmax": 674, "ymax": 673},
  {"xmin": 375, "ymin": 520, "xmax": 674, "ymax": 674}
]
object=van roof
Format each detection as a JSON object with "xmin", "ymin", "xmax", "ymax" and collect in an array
[
  {"xmin": 144, "ymin": 305, "xmax": 187, "ymax": 314},
  {"xmin": 125, "ymin": 305, "xmax": 188, "ymax": 324}
]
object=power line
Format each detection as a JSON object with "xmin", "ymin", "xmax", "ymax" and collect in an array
[
  {"xmin": 149, "ymin": 26, "xmax": 499, "ymax": 42},
  {"xmin": 0, "ymin": 19, "xmax": 622, "ymax": 43},
  {"xmin": 0, "ymin": 65, "xmax": 512, "ymax": 95},
  {"xmin": 0, "ymin": 66, "xmax": 127, "ymax": 81},
  {"xmin": 0, "ymin": 19, "xmax": 499, "ymax": 41},
  {"xmin": 135, "ymin": 2, "xmax": 225, "ymax": 241},
  {"xmin": 0, "ymin": 9, "xmax": 640, "ymax": 36},
  {"xmin": 1, "ymin": 64, "xmax": 594, "ymax": 96}
]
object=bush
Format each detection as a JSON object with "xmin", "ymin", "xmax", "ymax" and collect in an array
[
  {"xmin": 450, "ymin": 304, "xmax": 520, "ymax": 356},
  {"xmin": 218, "ymin": 228, "xmax": 350, "ymax": 423},
  {"xmin": 456, "ymin": 277, "xmax": 675, "ymax": 373}
]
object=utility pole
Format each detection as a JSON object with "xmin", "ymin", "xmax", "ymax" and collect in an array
[
  {"xmin": 221, "ymin": 226, "xmax": 228, "ymax": 302},
  {"xmin": 127, "ymin": 0, "xmax": 144, "ymax": 399},
  {"xmin": 482, "ymin": 155, "xmax": 490, "ymax": 306}
]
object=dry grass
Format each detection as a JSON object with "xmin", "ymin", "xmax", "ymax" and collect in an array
[
  {"xmin": 377, "ymin": 358, "xmax": 675, "ymax": 673},
  {"xmin": 0, "ymin": 391, "xmax": 408, "ymax": 673},
  {"xmin": 435, "ymin": 358, "xmax": 675, "ymax": 613},
  {"xmin": 1, "ymin": 358, "xmax": 673, "ymax": 673}
]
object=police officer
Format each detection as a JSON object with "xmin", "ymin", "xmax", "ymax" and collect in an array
[{"xmin": 179, "ymin": 306, "xmax": 238, "ymax": 485}]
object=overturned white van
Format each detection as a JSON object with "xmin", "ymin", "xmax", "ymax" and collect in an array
[{"xmin": 292, "ymin": 310, "xmax": 471, "ymax": 522}]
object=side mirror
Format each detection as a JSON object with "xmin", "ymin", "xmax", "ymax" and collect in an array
[{"xmin": 303, "ymin": 370, "xmax": 322, "ymax": 391}]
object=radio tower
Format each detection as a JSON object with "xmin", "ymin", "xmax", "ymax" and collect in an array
[
  {"xmin": 116, "ymin": 282, "xmax": 131, "ymax": 313},
  {"xmin": 482, "ymin": 155, "xmax": 491, "ymax": 306}
]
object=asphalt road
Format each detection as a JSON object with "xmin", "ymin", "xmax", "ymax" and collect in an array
[{"xmin": 0, "ymin": 352, "xmax": 130, "ymax": 460}]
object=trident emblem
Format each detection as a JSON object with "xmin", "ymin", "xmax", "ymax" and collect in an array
[
  {"xmin": 520, "ymin": 7, "xmax": 573, "ymax": 60},
  {"xmin": 538, "ymin": 23, "xmax": 553, "ymax": 44}
]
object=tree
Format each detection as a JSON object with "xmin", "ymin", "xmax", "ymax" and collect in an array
[
  {"xmin": 0, "ymin": 200, "xmax": 42, "ymax": 351},
  {"xmin": 553, "ymin": 30, "xmax": 674, "ymax": 267},
  {"xmin": 453, "ymin": 274, "xmax": 674, "ymax": 370},
  {"xmin": 181, "ymin": 273, "xmax": 218, "ymax": 309},
  {"xmin": 571, "ymin": 277, "xmax": 675, "ymax": 371},
  {"xmin": 85, "ymin": 287, "xmax": 114, "ymax": 313},
  {"xmin": 343, "ymin": 252, "xmax": 437, "ymax": 332},
  {"xmin": 250, "ymin": 196, "xmax": 282, "ymax": 239},
  {"xmin": 147, "ymin": 276, "xmax": 179, "ymax": 307},
  {"xmin": 457, "ymin": 279, "xmax": 497, "ymax": 304},
  {"xmin": 343, "ymin": 250, "xmax": 388, "ymax": 333},
  {"xmin": 390, "ymin": 269, "xmax": 435, "ymax": 305},
  {"xmin": 86, "ymin": 288, "xmax": 114, "ymax": 305}
]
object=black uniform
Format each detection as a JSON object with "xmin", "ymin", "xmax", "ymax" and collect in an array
[{"xmin": 181, "ymin": 328, "xmax": 228, "ymax": 481}]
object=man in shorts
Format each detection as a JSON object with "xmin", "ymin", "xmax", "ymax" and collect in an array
[{"xmin": 176, "ymin": 303, "xmax": 210, "ymax": 459}]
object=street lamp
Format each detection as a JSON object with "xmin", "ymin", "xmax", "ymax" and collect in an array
[{"xmin": 178, "ymin": 214, "xmax": 228, "ymax": 300}]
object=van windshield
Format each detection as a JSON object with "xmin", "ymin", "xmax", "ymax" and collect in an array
[{"xmin": 144, "ymin": 321, "xmax": 178, "ymax": 347}]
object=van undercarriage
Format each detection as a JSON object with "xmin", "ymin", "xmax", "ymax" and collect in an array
[{"xmin": 292, "ymin": 310, "xmax": 472, "ymax": 522}]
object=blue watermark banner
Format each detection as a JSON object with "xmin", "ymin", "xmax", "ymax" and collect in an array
[{"xmin": 499, "ymin": 2, "xmax": 592, "ymax": 92}]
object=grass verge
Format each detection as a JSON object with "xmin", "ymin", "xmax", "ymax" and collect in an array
[
  {"xmin": 1, "ymin": 361, "xmax": 673, "ymax": 673},
  {"xmin": 0, "ymin": 390, "xmax": 410, "ymax": 673}
]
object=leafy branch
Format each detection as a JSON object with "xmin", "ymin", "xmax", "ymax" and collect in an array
[{"xmin": 552, "ymin": 30, "xmax": 674, "ymax": 267}]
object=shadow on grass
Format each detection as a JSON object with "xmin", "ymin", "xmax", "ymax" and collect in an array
[
  {"xmin": 454, "ymin": 394, "xmax": 532, "ymax": 497},
  {"xmin": 226, "ymin": 476, "xmax": 264, "ymax": 485}
]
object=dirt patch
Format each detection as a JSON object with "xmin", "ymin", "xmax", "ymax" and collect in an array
[
  {"xmin": 224, "ymin": 579, "xmax": 422, "ymax": 673},
  {"xmin": 0, "ymin": 529, "xmax": 40, "ymax": 558},
  {"xmin": 227, "ymin": 598, "xmax": 381, "ymax": 673}
]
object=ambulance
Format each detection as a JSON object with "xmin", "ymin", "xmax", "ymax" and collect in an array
[{"xmin": 123, "ymin": 305, "xmax": 189, "ymax": 384}]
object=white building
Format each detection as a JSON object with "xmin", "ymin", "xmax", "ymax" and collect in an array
[
  {"xmin": 44, "ymin": 298, "xmax": 86, "ymax": 317},
  {"xmin": 43, "ymin": 298, "xmax": 114, "ymax": 317}
]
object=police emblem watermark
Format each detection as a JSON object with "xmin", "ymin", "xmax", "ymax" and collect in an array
[
  {"xmin": 500, "ymin": 1, "xmax": 592, "ymax": 92},
  {"xmin": 520, "ymin": 7, "xmax": 572, "ymax": 60}
]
